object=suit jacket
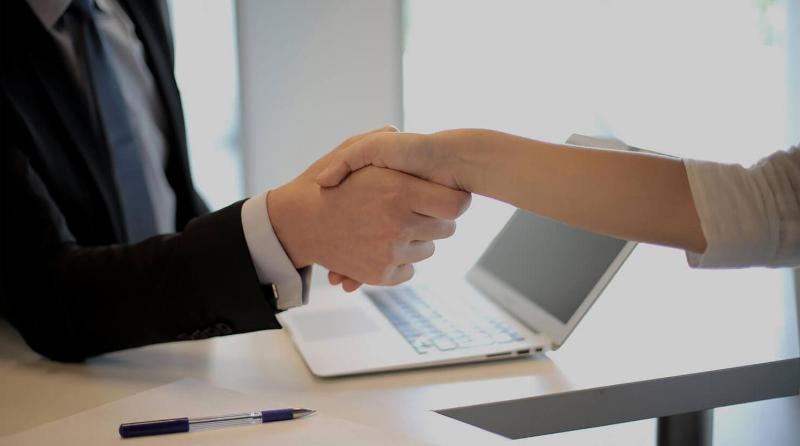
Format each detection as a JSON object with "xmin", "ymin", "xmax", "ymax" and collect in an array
[{"xmin": 0, "ymin": 0, "xmax": 281, "ymax": 361}]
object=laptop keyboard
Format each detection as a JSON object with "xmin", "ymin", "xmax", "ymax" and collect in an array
[{"xmin": 364, "ymin": 286, "xmax": 524, "ymax": 354}]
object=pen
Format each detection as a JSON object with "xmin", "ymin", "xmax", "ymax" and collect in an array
[{"xmin": 119, "ymin": 408, "xmax": 316, "ymax": 438}]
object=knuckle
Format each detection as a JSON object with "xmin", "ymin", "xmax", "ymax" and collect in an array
[
  {"xmin": 343, "ymin": 135, "xmax": 358, "ymax": 147},
  {"xmin": 459, "ymin": 192, "xmax": 472, "ymax": 210},
  {"xmin": 423, "ymin": 242, "xmax": 436, "ymax": 259},
  {"xmin": 333, "ymin": 137, "xmax": 354, "ymax": 153},
  {"xmin": 403, "ymin": 264, "xmax": 416, "ymax": 282},
  {"xmin": 449, "ymin": 192, "xmax": 472, "ymax": 218},
  {"xmin": 441, "ymin": 204, "xmax": 460, "ymax": 220},
  {"xmin": 442, "ymin": 220, "xmax": 457, "ymax": 238},
  {"xmin": 434, "ymin": 194, "xmax": 467, "ymax": 220}
]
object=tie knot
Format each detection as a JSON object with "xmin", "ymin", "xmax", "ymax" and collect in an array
[{"xmin": 69, "ymin": 0, "xmax": 95, "ymax": 22}]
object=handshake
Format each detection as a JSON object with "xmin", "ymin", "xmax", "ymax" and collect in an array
[{"xmin": 268, "ymin": 126, "xmax": 469, "ymax": 292}]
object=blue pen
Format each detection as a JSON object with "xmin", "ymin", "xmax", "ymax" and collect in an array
[{"xmin": 119, "ymin": 408, "xmax": 316, "ymax": 438}]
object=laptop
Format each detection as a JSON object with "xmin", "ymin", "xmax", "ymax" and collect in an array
[{"xmin": 278, "ymin": 207, "xmax": 637, "ymax": 377}]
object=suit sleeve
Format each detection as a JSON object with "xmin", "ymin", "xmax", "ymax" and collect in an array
[{"xmin": 0, "ymin": 144, "xmax": 282, "ymax": 361}]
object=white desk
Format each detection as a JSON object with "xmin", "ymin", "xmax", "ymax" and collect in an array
[
  {"xmin": 0, "ymin": 242, "xmax": 800, "ymax": 444},
  {"xmin": 1, "ymin": 239, "xmax": 797, "ymax": 445}
]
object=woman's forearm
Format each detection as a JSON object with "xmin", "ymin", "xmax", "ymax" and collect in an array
[{"xmin": 431, "ymin": 129, "xmax": 707, "ymax": 253}]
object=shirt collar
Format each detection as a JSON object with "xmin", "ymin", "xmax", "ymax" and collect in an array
[
  {"xmin": 26, "ymin": 0, "xmax": 114, "ymax": 29},
  {"xmin": 26, "ymin": 0, "xmax": 71, "ymax": 28},
  {"xmin": 94, "ymin": 0, "xmax": 114, "ymax": 15}
]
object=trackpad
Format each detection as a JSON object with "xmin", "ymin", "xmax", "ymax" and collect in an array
[{"xmin": 292, "ymin": 307, "xmax": 381, "ymax": 342}]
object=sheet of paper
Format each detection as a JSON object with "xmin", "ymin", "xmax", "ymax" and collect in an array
[
  {"xmin": 566, "ymin": 133, "xmax": 675, "ymax": 159},
  {"xmin": 565, "ymin": 133, "xmax": 630, "ymax": 151},
  {"xmin": 0, "ymin": 378, "xmax": 417, "ymax": 445}
]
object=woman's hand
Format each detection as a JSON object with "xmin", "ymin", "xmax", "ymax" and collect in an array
[{"xmin": 315, "ymin": 131, "xmax": 464, "ymax": 190}]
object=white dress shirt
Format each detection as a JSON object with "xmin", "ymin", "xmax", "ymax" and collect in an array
[
  {"xmin": 27, "ymin": 0, "xmax": 306, "ymax": 309},
  {"xmin": 684, "ymin": 144, "xmax": 800, "ymax": 268}
]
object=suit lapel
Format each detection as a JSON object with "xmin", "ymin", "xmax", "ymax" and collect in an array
[
  {"xmin": 26, "ymin": 50, "xmax": 113, "ymax": 178},
  {"xmin": 15, "ymin": 1, "xmax": 127, "ymax": 239}
]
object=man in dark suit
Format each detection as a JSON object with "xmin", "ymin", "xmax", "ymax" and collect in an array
[{"xmin": 0, "ymin": 0, "xmax": 469, "ymax": 361}]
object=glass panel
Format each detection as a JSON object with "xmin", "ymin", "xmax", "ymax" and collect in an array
[{"xmin": 169, "ymin": 0, "xmax": 244, "ymax": 210}]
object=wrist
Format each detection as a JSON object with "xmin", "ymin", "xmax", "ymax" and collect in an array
[
  {"xmin": 267, "ymin": 183, "xmax": 316, "ymax": 269},
  {"xmin": 430, "ymin": 130, "xmax": 485, "ymax": 192}
]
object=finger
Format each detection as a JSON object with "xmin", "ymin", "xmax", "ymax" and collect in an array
[
  {"xmin": 341, "ymin": 278, "xmax": 363, "ymax": 292},
  {"xmin": 407, "ymin": 177, "xmax": 472, "ymax": 220},
  {"xmin": 306, "ymin": 126, "xmax": 398, "ymax": 178},
  {"xmin": 394, "ymin": 240, "xmax": 436, "ymax": 264},
  {"xmin": 385, "ymin": 264, "xmax": 415, "ymax": 286},
  {"xmin": 328, "ymin": 271, "xmax": 344, "ymax": 285},
  {"xmin": 316, "ymin": 137, "xmax": 381, "ymax": 187},
  {"xmin": 330, "ymin": 270, "xmax": 361, "ymax": 291},
  {"xmin": 403, "ymin": 216, "xmax": 457, "ymax": 241},
  {"xmin": 317, "ymin": 126, "xmax": 398, "ymax": 185}
]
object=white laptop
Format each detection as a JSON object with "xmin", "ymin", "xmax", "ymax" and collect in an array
[{"xmin": 278, "ymin": 207, "xmax": 637, "ymax": 377}]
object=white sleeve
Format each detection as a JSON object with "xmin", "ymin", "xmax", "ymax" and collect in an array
[
  {"xmin": 240, "ymin": 191, "xmax": 310, "ymax": 310},
  {"xmin": 684, "ymin": 144, "xmax": 800, "ymax": 268}
]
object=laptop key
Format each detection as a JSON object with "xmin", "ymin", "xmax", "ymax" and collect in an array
[
  {"xmin": 432, "ymin": 337, "xmax": 457, "ymax": 351},
  {"xmin": 411, "ymin": 337, "xmax": 433, "ymax": 354},
  {"xmin": 490, "ymin": 333, "xmax": 513, "ymax": 343},
  {"xmin": 456, "ymin": 334, "xmax": 494, "ymax": 348}
]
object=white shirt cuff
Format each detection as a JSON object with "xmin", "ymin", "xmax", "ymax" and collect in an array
[{"xmin": 241, "ymin": 191, "xmax": 309, "ymax": 310}]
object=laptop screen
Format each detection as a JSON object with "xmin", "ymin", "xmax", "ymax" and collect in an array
[{"xmin": 475, "ymin": 209, "xmax": 628, "ymax": 324}]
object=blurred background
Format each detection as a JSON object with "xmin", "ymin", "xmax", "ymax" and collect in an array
[{"xmin": 167, "ymin": 1, "xmax": 799, "ymax": 444}]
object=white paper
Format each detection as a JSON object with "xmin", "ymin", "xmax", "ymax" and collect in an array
[
  {"xmin": 565, "ymin": 133, "xmax": 630, "ymax": 151},
  {"xmin": 566, "ymin": 133, "xmax": 676, "ymax": 159},
  {"xmin": 0, "ymin": 378, "xmax": 417, "ymax": 445}
]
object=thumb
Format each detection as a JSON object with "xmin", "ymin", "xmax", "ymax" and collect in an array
[{"xmin": 316, "ymin": 138, "xmax": 378, "ymax": 187}]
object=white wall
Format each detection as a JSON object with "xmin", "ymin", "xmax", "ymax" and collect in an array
[{"xmin": 236, "ymin": 0, "xmax": 403, "ymax": 194}]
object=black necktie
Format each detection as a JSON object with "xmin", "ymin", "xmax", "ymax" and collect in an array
[{"xmin": 70, "ymin": 0, "xmax": 158, "ymax": 243}]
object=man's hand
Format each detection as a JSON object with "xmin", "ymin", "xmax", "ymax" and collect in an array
[{"xmin": 267, "ymin": 129, "xmax": 471, "ymax": 291}]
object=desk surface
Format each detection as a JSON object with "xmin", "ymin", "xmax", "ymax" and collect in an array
[{"xmin": 1, "ymin": 238, "xmax": 798, "ymax": 444}]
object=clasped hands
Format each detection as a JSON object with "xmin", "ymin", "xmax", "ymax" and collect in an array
[{"xmin": 268, "ymin": 126, "xmax": 467, "ymax": 292}]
